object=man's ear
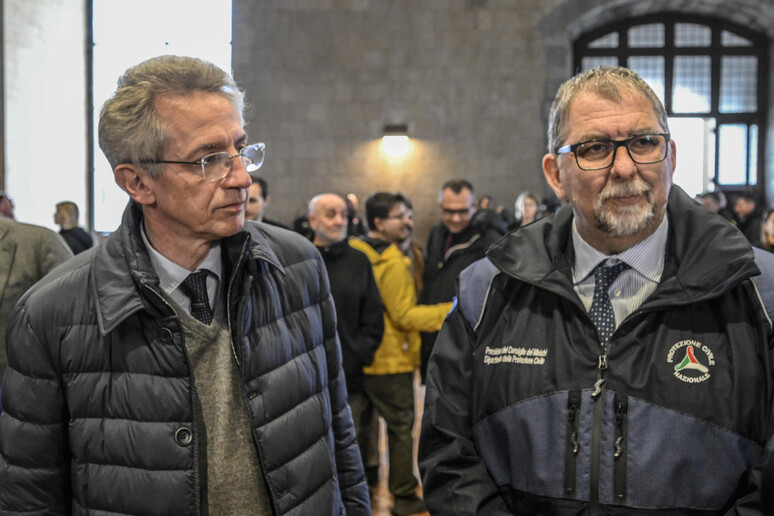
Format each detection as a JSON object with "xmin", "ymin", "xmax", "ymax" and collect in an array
[
  {"xmin": 114, "ymin": 164, "xmax": 156, "ymax": 206},
  {"xmin": 542, "ymin": 153, "xmax": 567, "ymax": 201}
]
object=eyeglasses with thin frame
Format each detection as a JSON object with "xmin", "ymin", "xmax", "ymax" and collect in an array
[
  {"xmin": 141, "ymin": 142, "xmax": 265, "ymax": 181},
  {"xmin": 385, "ymin": 211, "xmax": 414, "ymax": 221},
  {"xmin": 556, "ymin": 133, "xmax": 670, "ymax": 171}
]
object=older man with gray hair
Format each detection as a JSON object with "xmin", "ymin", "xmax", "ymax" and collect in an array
[
  {"xmin": 0, "ymin": 55, "xmax": 368, "ymax": 515},
  {"xmin": 420, "ymin": 66, "xmax": 774, "ymax": 514}
]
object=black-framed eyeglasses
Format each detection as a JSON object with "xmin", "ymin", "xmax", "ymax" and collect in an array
[
  {"xmin": 141, "ymin": 142, "xmax": 265, "ymax": 181},
  {"xmin": 556, "ymin": 133, "xmax": 670, "ymax": 171},
  {"xmin": 441, "ymin": 207, "xmax": 472, "ymax": 217}
]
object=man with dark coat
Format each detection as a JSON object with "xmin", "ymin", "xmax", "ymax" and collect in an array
[
  {"xmin": 418, "ymin": 179, "xmax": 503, "ymax": 380},
  {"xmin": 308, "ymin": 193, "xmax": 384, "ymax": 466},
  {"xmin": 419, "ymin": 65, "xmax": 774, "ymax": 515},
  {"xmin": 54, "ymin": 200, "xmax": 94, "ymax": 255},
  {"xmin": 0, "ymin": 55, "xmax": 368, "ymax": 515}
]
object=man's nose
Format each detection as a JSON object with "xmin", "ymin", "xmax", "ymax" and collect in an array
[
  {"xmin": 223, "ymin": 155, "xmax": 252, "ymax": 188},
  {"xmin": 611, "ymin": 145, "xmax": 637, "ymax": 178}
]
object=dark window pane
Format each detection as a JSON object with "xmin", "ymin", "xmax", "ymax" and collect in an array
[
  {"xmin": 717, "ymin": 124, "xmax": 748, "ymax": 185},
  {"xmin": 722, "ymin": 30, "xmax": 752, "ymax": 47},
  {"xmin": 627, "ymin": 56, "xmax": 665, "ymax": 102},
  {"xmin": 588, "ymin": 32, "xmax": 619, "ymax": 48},
  {"xmin": 582, "ymin": 56, "xmax": 618, "ymax": 71},
  {"xmin": 673, "ymin": 56, "xmax": 711, "ymax": 113},
  {"xmin": 720, "ymin": 56, "xmax": 757, "ymax": 113},
  {"xmin": 675, "ymin": 23, "xmax": 711, "ymax": 47},
  {"xmin": 628, "ymin": 24, "xmax": 664, "ymax": 47}
]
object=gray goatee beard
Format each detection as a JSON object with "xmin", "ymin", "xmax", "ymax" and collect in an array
[{"xmin": 594, "ymin": 179, "xmax": 654, "ymax": 237}]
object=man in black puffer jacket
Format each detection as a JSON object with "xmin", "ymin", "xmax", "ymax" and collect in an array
[{"xmin": 0, "ymin": 56, "xmax": 369, "ymax": 515}]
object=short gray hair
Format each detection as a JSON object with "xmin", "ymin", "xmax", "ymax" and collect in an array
[
  {"xmin": 546, "ymin": 66, "xmax": 669, "ymax": 154},
  {"xmin": 98, "ymin": 55, "xmax": 245, "ymax": 178}
]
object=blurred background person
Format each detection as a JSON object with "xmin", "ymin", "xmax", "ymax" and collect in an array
[
  {"xmin": 760, "ymin": 208, "xmax": 774, "ymax": 252},
  {"xmin": 0, "ymin": 191, "xmax": 15, "ymax": 220},
  {"xmin": 509, "ymin": 190, "xmax": 543, "ymax": 230},
  {"xmin": 346, "ymin": 193, "xmax": 367, "ymax": 238},
  {"xmin": 245, "ymin": 176, "xmax": 289, "ymax": 228},
  {"xmin": 419, "ymin": 179, "xmax": 503, "ymax": 382},
  {"xmin": 351, "ymin": 192, "xmax": 453, "ymax": 516},
  {"xmin": 307, "ymin": 193, "xmax": 384, "ymax": 478},
  {"xmin": 698, "ymin": 191, "xmax": 734, "ymax": 221},
  {"xmin": 0, "ymin": 214, "xmax": 72, "ymax": 409},
  {"xmin": 54, "ymin": 201, "xmax": 94, "ymax": 255},
  {"xmin": 733, "ymin": 191, "xmax": 763, "ymax": 247}
]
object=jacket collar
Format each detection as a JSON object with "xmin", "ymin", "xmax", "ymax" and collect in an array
[
  {"xmin": 487, "ymin": 185, "xmax": 758, "ymax": 308},
  {"xmin": 92, "ymin": 202, "xmax": 285, "ymax": 336}
]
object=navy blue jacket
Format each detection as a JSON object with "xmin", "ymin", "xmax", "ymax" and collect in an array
[{"xmin": 420, "ymin": 186, "xmax": 774, "ymax": 515}]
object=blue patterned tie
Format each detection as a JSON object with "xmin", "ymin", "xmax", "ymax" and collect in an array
[
  {"xmin": 589, "ymin": 262, "xmax": 629, "ymax": 345},
  {"xmin": 179, "ymin": 270, "xmax": 213, "ymax": 325}
]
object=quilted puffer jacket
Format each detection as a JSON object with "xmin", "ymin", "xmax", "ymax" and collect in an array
[{"xmin": 0, "ymin": 201, "xmax": 369, "ymax": 515}]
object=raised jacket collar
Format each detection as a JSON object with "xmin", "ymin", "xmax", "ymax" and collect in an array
[{"xmin": 91, "ymin": 202, "xmax": 285, "ymax": 335}]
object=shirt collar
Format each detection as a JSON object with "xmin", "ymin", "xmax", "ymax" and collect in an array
[
  {"xmin": 572, "ymin": 215, "xmax": 668, "ymax": 285},
  {"xmin": 140, "ymin": 222, "xmax": 222, "ymax": 296}
]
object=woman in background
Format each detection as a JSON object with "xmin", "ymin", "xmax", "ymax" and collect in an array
[{"xmin": 509, "ymin": 191, "xmax": 542, "ymax": 231}]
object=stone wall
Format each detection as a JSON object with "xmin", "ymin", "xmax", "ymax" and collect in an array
[{"xmin": 233, "ymin": 0, "xmax": 774, "ymax": 244}]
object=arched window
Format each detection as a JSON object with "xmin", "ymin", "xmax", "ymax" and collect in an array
[{"xmin": 574, "ymin": 14, "xmax": 767, "ymax": 199}]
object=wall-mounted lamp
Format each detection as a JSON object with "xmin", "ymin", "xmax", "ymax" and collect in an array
[{"xmin": 381, "ymin": 123, "xmax": 410, "ymax": 157}]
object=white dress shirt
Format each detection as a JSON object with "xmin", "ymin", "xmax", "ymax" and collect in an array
[
  {"xmin": 572, "ymin": 215, "xmax": 668, "ymax": 329},
  {"xmin": 140, "ymin": 222, "xmax": 222, "ymax": 313}
]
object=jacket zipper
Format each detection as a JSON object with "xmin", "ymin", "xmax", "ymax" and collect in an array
[
  {"xmin": 613, "ymin": 393, "xmax": 628, "ymax": 505},
  {"xmin": 589, "ymin": 353, "xmax": 607, "ymax": 516},
  {"xmin": 564, "ymin": 390, "xmax": 581, "ymax": 497},
  {"xmin": 226, "ymin": 237, "xmax": 250, "ymax": 367}
]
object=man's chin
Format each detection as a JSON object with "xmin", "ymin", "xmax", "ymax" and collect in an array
[{"xmin": 596, "ymin": 204, "xmax": 654, "ymax": 237}]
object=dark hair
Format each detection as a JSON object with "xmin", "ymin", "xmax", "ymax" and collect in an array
[
  {"xmin": 365, "ymin": 192, "xmax": 408, "ymax": 230},
  {"xmin": 438, "ymin": 179, "xmax": 475, "ymax": 203},
  {"xmin": 700, "ymin": 192, "xmax": 720, "ymax": 204},
  {"xmin": 251, "ymin": 176, "xmax": 268, "ymax": 200}
]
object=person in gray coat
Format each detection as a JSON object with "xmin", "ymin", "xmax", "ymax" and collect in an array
[
  {"xmin": 0, "ymin": 217, "xmax": 72, "ymax": 381},
  {"xmin": 0, "ymin": 55, "xmax": 369, "ymax": 515}
]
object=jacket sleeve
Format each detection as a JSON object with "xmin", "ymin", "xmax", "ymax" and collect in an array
[
  {"xmin": 418, "ymin": 306, "xmax": 512, "ymax": 515},
  {"xmin": 0, "ymin": 303, "xmax": 70, "ymax": 513},
  {"xmin": 353, "ymin": 263, "xmax": 384, "ymax": 367},
  {"xmin": 724, "ymin": 331, "xmax": 774, "ymax": 514},
  {"xmin": 37, "ymin": 228, "xmax": 73, "ymax": 276},
  {"xmin": 317, "ymin": 260, "xmax": 370, "ymax": 515},
  {"xmin": 380, "ymin": 256, "xmax": 452, "ymax": 333}
]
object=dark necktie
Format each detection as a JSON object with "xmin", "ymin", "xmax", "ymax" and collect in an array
[
  {"xmin": 589, "ymin": 262, "xmax": 629, "ymax": 346},
  {"xmin": 179, "ymin": 270, "xmax": 213, "ymax": 325}
]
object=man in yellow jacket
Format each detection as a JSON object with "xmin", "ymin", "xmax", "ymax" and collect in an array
[{"xmin": 350, "ymin": 192, "xmax": 453, "ymax": 516}]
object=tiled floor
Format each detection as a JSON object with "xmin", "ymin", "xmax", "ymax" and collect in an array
[{"xmin": 370, "ymin": 374, "xmax": 430, "ymax": 516}]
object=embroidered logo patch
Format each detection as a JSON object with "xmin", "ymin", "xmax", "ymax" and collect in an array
[
  {"xmin": 666, "ymin": 340, "xmax": 714, "ymax": 384},
  {"xmin": 483, "ymin": 346, "xmax": 547, "ymax": 365}
]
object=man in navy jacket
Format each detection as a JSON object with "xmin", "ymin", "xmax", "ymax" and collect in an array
[{"xmin": 420, "ymin": 66, "xmax": 774, "ymax": 515}]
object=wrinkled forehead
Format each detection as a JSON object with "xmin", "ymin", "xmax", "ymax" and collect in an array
[{"xmin": 562, "ymin": 89, "xmax": 663, "ymax": 140}]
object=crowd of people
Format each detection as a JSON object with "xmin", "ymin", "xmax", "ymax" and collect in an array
[{"xmin": 1, "ymin": 57, "xmax": 774, "ymax": 515}]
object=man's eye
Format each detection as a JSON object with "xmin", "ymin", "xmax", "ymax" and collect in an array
[
  {"xmin": 577, "ymin": 142, "xmax": 611, "ymax": 158},
  {"xmin": 630, "ymin": 136, "xmax": 657, "ymax": 149},
  {"xmin": 201, "ymin": 153, "xmax": 226, "ymax": 167}
]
